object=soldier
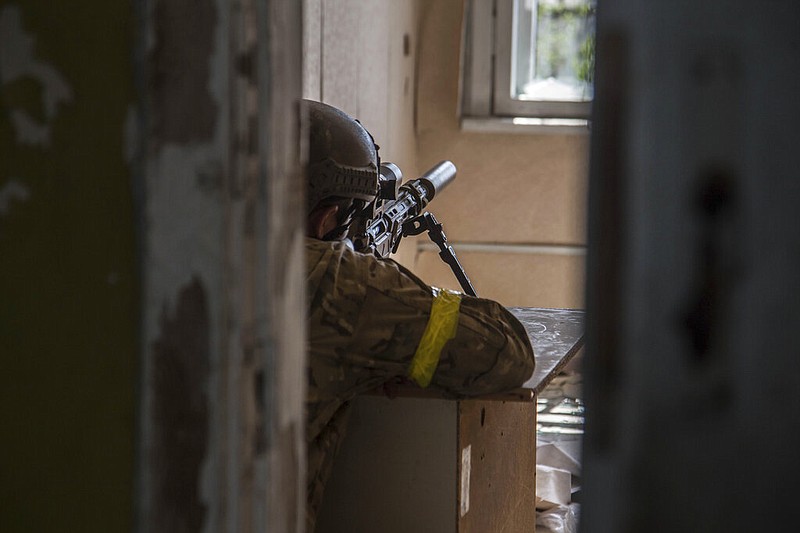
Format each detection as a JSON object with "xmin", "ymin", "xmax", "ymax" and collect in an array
[{"xmin": 303, "ymin": 99, "xmax": 535, "ymax": 531}]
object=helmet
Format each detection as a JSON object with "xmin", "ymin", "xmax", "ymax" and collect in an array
[{"xmin": 304, "ymin": 99, "xmax": 379, "ymax": 214}]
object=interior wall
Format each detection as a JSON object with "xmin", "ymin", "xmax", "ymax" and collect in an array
[
  {"xmin": 581, "ymin": 1, "xmax": 800, "ymax": 531},
  {"xmin": 413, "ymin": 0, "xmax": 589, "ymax": 309},
  {"xmin": 137, "ymin": 0, "xmax": 306, "ymax": 530},
  {"xmin": 4, "ymin": 1, "xmax": 302, "ymax": 531},
  {"xmin": 0, "ymin": 3, "xmax": 137, "ymax": 531},
  {"xmin": 302, "ymin": 0, "xmax": 588, "ymax": 309},
  {"xmin": 302, "ymin": 0, "xmax": 420, "ymax": 266}
]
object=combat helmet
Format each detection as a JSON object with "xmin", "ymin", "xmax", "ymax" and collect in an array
[{"xmin": 304, "ymin": 99, "xmax": 380, "ymax": 214}]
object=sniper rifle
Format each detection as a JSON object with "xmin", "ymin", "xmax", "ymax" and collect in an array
[{"xmin": 347, "ymin": 160, "xmax": 477, "ymax": 297}]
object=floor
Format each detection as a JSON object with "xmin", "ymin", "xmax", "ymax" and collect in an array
[{"xmin": 535, "ymin": 371, "xmax": 584, "ymax": 533}]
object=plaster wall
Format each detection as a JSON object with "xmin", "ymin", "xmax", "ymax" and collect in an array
[
  {"xmin": 302, "ymin": 0, "xmax": 420, "ymax": 266},
  {"xmin": 1, "ymin": 1, "xmax": 306, "ymax": 531},
  {"xmin": 302, "ymin": 0, "xmax": 588, "ymax": 307},
  {"xmin": 413, "ymin": 0, "xmax": 589, "ymax": 308},
  {"xmin": 137, "ymin": 1, "xmax": 306, "ymax": 530}
]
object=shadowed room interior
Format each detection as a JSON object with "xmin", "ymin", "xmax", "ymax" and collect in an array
[{"xmin": 2, "ymin": 0, "xmax": 799, "ymax": 532}]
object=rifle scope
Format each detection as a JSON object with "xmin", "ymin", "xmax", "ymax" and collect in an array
[{"xmin": 357, "ymin": 160, "xmax": 457, "ymax": 256}]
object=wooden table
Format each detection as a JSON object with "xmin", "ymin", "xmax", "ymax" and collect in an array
[{"xmin": 315, "ymin": 307, "xmax": 584, "ymax": 533}]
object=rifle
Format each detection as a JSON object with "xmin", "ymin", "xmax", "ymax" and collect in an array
[{"xmin": 348, "ymin": 160, "xmax": 477, "ymax": 297}]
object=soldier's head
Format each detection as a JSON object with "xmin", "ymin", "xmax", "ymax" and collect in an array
[{"xmin": 304, "ymin": 99, "xmax": 379, "ymax": 241}]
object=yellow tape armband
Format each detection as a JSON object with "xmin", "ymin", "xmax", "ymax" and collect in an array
[{"xmin": 408, "ymin": 287, "xmax": 462, "ymax": 388}]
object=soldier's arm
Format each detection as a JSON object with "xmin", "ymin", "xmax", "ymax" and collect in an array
[
  {"xmin": 339, "ymin": 245, "xmax": 535, "ymax": 396},
  {"xmin": 431, "ymin": 295, "xmax": 535, "ymax": 396}
]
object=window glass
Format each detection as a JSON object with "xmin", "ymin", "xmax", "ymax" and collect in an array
[{"xmin": 513, "ymin": 0, "xmax": 596, "ymax": 103}]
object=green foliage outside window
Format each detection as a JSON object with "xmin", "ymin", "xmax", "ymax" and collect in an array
[
  {"xmin": 534, "ymin": 0, "xmax": 595, "ymax": 87},
  {"xmin": 577, "ymin": 34, "xmax": 595, "ymax": 85}
]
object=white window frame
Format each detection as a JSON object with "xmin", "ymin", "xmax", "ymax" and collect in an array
[{"xmin": 461, "ymin": 0, "xmax": 592, "ymax": 130}]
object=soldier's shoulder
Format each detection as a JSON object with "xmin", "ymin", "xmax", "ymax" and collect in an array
[
  {"xmin": 306, "ymin": 237, "xmax": 378, "ymax": 284},
  {"xmin": 305, "ymin": 236, "xmax": 337, "ymax": 252},
  {"xmin": 306, "ymin": 237, "xmax": 379, "ymax": 263}
]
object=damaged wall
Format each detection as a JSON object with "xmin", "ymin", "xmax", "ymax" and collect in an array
[
  {"xmin": 0, "ymin": 3, "xmax": 137, "ymax": 531},
  {"xmin": 137, "ymin": 0, "xmax": 226, "ymax": 526},
  {"xmin": 2, "ymin": 1, "xmax": 305, "ymax": 532},
  {"xmin": 137, "ymin": 0, "xmax": 305, "ymax": 532}
]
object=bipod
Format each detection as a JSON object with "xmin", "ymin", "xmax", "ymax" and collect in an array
[{"xmin": 402, "ymin": 212, "xmax": 477, "ymax": 297}]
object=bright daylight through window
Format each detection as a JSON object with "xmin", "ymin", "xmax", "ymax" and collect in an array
[
  {"xmin": 462, "ymin": 0, "xmax": 596, "ymax": 127},
  {"xmin": 512, "ymin": 0, "xmax": 595, "ymax": 103}
]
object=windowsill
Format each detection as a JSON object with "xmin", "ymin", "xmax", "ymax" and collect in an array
[{"xmin": 460, "ymin": 116, "xmax": 591, "ymax": 135}]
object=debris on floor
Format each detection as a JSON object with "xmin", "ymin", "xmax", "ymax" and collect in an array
[{"xmin": 535, "ymin": 371, "xmax": 583, "ymax": 533}]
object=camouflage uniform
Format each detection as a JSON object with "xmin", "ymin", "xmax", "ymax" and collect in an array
[{"xmin": 305, "ymin": 237, "xmax": 535, "ymax": 530}]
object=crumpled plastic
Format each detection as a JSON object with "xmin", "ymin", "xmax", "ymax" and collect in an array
[{"xmin": 536, "ymin": 502, "xmax": 580, "ymax": 533}]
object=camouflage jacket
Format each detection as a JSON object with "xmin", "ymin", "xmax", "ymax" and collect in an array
[{"xmin": 305, "ymin": 237, "xmax": 535, "ymax": 529}]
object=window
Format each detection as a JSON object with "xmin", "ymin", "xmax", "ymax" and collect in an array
[{"xmin": 462, "ymin": 0, "xmax": 596, "ymax": 127}]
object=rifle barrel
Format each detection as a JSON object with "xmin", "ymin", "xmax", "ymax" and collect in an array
[{"xmin": 416, "ymin": 160, "xmax": 456, "ymax": 201}]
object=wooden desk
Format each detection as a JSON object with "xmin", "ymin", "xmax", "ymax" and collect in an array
[{"xmin": 316, "ymin": 308, "xmax": 584, "ymax": 533}]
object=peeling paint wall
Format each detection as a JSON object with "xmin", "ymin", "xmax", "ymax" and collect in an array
[
  {"xmin": 150, "ymin": 278, "xmax": 210, "ymax": 532},
  {"xmin": 150, "ymin": 0, "xmax": 218, "ymax": 144},
  {"xmin": 2, "ymin": 0, "xmax": 304, "ymax": 531},
  {"xmin": 0, "ymin": 2, "xmax": 137, "ymax": 531},
  {"xmin": 136, "ymin": 1, "xmax": 226, "ymax": 528},
  {"xmin": 137, "ymin": 0, "xmax": 305, "ymax": 532}
]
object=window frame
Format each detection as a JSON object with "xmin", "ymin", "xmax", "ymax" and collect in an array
[{"xmin": 461, "ymin": 0, "xmax": 593, "ymax": 123}]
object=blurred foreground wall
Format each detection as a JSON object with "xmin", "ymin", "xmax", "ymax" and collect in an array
[
  {"xmin": 582, "ymin": 1, "xmax": 800, "ymax": 531},
  {"xmin": 1, "ymin": 3, "xmax": 137, "ymax": 530},
  {"xmin": 1, "ymin": 1, "xmax": 305, "ymax": 531}
]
